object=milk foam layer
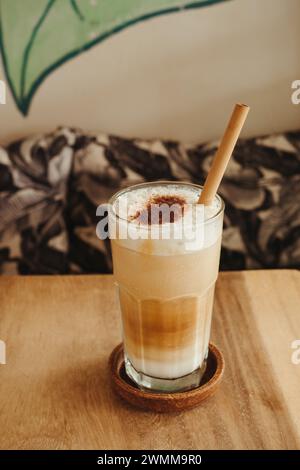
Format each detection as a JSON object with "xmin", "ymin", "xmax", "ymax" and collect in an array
[
  {"xmin": 110, "ymin": 183, "xmax": 223, "ymax": 255},
  {"xmin": 116, "ymin": 184, "xmax": 220, "ymax": 221}
]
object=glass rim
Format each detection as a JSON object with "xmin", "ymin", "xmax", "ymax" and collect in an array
[{"xmin": 108, "ymin": 180, "xmax": 225, "ymax": 229}]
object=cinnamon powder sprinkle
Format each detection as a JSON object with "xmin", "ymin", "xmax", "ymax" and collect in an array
[{"xmin": 131, "ymin": 194, "xmax": 186, "ymax": 225}]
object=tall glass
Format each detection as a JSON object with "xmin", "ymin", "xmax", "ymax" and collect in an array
[{"xmin": 109, "ymin": 181, "xmax": 224, "ymax": 392}]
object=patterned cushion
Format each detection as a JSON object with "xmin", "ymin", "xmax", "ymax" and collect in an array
[
  {"xmin": 0, "ymin": 130, "xmax": 73, "ymax": 274},
  {"xmin": 0, "ymin": 127, "xmax": 299, "ymax": 274}
]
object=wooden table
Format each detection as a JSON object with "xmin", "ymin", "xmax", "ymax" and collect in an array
[{"xmin": 0, "ymin": 271, "xmax": 299, "ymax": 450}]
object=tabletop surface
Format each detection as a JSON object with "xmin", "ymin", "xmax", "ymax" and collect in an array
[{"xmin": 0, "ymin": 271, "xmax": 299, "ymax": 450}]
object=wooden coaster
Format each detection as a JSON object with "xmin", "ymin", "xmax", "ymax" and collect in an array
[{"xmin": 109, "ymin": 343, "xmax": 225, "ymax": 413}]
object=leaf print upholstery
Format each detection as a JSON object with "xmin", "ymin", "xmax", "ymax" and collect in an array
[{"xmin": 0, "ymin": 127, "xmax": 299, "ymax": 274}]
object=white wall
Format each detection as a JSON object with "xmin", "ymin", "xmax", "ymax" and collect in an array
[{"xmin": 0, "ymin": 0, "xmax": 299, "ymax": 144}]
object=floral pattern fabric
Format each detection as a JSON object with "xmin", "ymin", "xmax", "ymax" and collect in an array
[{"xmin": 0, "ymin": 127, "xmax": 299, "ymax": 274}]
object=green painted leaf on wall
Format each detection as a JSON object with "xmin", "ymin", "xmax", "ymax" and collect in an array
[{"xmin": 0, "ymin": 0, "xmax": 228, "ymax": 115}]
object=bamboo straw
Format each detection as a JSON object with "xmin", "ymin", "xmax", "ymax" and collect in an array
[{"xmin": 198, "ymin": 103, "xmax": 250, "ymax": 205}]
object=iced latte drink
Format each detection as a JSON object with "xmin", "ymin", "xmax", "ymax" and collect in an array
[{"xmin": 109, "ymin": 182, "xmax": 224, "ymax": 392}]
